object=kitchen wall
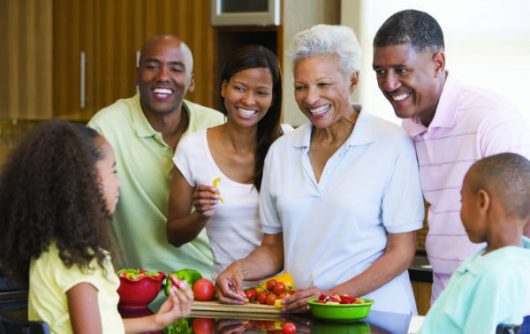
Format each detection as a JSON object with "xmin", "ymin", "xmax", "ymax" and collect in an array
[{"xmin": 0, "ymin": 121, "xmax": 40, "ymax": 168}]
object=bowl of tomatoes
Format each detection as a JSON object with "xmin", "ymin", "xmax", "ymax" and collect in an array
[
  {"xmin": 117, "ymin": 269, "xmax": 166, "ymax": 309},
  {"xmin": 308, "ymin": 294, "xmax": 374, "ymax": 322}
]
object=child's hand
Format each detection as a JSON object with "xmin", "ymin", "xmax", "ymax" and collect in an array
[
  {"xmin": 154, "ymin": 280, "xmax": 194, "ymax": 328},
  {"xmin": 192, "ymin": 184, "xmax": 221, "ymax": 218}
]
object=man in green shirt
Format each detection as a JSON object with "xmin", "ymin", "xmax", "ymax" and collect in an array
[{"xmin": 88, "ymin": 35, "xmax": 225, "ymax": 279}]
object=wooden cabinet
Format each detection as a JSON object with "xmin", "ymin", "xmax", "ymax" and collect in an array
[
  {"xmin": 412, "ymin": 280, "xmax": 431, "ymax": 316},
  {"xmin": 0, "ymin": 0, "xmax": 53, "ymax": 119},
  {"xmin": 1, "ymin": 0, "xmax": 215, "ymax": 121},
  {"xmin": 53, "ymin": 0, "xmax": 215, "ymax": 121}
]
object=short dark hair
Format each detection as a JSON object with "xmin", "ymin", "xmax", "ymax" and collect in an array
[
  {"xmin": 469, "ymin": 153, "xmax": 530, "ymax": 220},
  {"xmin": 219, "ymin": 44, "xmax": 282, "ymax": 191},
  {"xmin": 373, "ymin": 9, "xmax": 445, "ymax": 53}
]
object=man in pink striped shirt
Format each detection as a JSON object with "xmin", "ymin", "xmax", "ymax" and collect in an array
[{"xmin": 372, "ymin": 9, "xmax": 530, "ymax": 303}]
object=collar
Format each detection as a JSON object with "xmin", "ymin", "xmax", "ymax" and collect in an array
[
  {"xmin": 455, "ymin": 237, "xmax": 530, "ymax": 275},
  {"xmin": 293, "ymin": 105, "xmax": 376, "ymax": 149},
  {"xmin": 131, "ymin": 94, "xmax": 191, "ymax": 139},
  {"xmin": 403, "ymin": 72, "xmax": 462, "ymax": 137}
]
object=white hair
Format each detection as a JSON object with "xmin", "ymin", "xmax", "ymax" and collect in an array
[{"xmin": 288, "ymin": 24, "xmax": 362, "ymax": 77}]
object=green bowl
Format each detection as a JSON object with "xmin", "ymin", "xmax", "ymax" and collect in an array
[{"xmin": 308, "ymin": 298, "xmax": 374, "ymax": 322}]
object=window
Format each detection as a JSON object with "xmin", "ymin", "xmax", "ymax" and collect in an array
[{"xmin": 342, "ymin": 0, "xmax": 530, "ymax": 125}]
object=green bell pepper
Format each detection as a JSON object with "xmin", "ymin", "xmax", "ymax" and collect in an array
[{"xmin": 164, "ymin": 268, "xmax": 202, "ymax": 296}]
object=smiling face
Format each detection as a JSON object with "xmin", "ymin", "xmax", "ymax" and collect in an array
[
  {"xmin": 221, "ymin": 67, "xmax": 273, "ymax": 128},
  {"xmin": 95, "ymin": 137, "xmax": 120, "ymax": 215},
  {"xmin": 136, "ymin": 36, "xmax": 195, "ymax": 116},
  {"xmin": 372, "ymin": 43, "xmax": 445, "ymax": 126},
  {"xmin": 294, "ymin": 55, "xmax": 357, "ymax": 129}
]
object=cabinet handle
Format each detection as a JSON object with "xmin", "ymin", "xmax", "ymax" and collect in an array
[
  {"xmin": 80, "ymin": 52, "xmax": 86, "ymax": 109},
  {"xmin": 136, "ymin": 50, "xmax": 140, "ymax": 67}
]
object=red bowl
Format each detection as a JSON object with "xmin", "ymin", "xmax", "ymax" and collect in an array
[{"xmin": 117, "ymin": 271, "xmax": 166, "ymax": 309}]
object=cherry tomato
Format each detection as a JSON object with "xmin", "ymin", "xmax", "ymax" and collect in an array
[
  {"xmin": 256, "ymin": 291, "xmax": 268, "ymax": 304},
  {"xmin": 245, "ymin": 288, "xmax": 258, "ymax": 302},
  {"xmin": 282, "ymin": 322, "xmax": 297, "ymax": 334},
  {"xmin": 193, "ymin": 278, "xmax": 215, "ymax": 301},
  {"xmin": 266, "ymin": 292, "xmax": 278, "ymax": 305},
  {"xmin": 266, "ymin": 279, "xmax": 277, "ymax": 291},
  {"xmin": 192, "ymin": 317, "xmax": 215, "ymax": 334},
  {"xmin": 273, "ymin": 282, "xmax": 286, "ymax": 294},
  {"xmin": 277, "ymin": 291, "xmax": 291, "ymax": 300}
]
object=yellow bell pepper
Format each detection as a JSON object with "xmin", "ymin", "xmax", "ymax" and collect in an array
[{"xmin": 259, "ymin": 272, "xmax": 295, "ymax": 291}]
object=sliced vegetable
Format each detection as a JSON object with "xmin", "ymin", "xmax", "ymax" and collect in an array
[{"xmin": 212, "ymin": 177, "xmax": 224, "ymax": 203}]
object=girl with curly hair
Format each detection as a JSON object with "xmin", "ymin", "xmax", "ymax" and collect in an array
[{"xmin": 0, "ymin": 120, "xmax": 193, "ymax": 333}]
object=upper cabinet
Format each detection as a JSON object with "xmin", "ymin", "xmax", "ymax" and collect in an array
[
  {"xmin": 0, "ymin": 0, "xmax": 53, "ymax": 119},
  {"xmin": 53, "ymin": 0, "xmax": 214, "ymax": 120},
  {"xmin": 0, "ymin": 0, "xmax": 338, "ymax": 122},
  {"xmin": 0, "ymin": 0, "xmax": 215, "ymax": 121}
]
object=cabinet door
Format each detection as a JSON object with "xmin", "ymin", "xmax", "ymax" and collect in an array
[
  {"xmin": 144, "ymin": 0, "xmax": 215, "ymax": 109},
  {"xmin": 54, "ymin": 0, "xmax": 143, "ymax": 120},
  {"xmin": 53, "ymin": 0, "xmax": 95, "ymax": 119},
  {"xmin": 0, "ymin": 0, "xmax": 53, "ymax": 119},
  {"xmin": 93, "ymin": 0, "xmax": 144, "ymax": 113}
]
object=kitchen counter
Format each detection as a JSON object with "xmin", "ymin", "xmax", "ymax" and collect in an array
[{"xmin": 125, "ymin": 307, "xmax": 423, "ymax": 333}]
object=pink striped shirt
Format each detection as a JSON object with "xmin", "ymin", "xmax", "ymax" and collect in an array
[{"xmin": 403, "ymin": 73, "xmax": 530, "ymax": 295}]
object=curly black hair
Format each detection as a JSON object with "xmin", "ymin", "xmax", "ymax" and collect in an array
[
  {"xmin": 0, "ymin": 120, "xmax": 113, "ymax": 284},
  {"xmin": 373, "ymin": 9, "xmax": 445, "ymax": 53}
]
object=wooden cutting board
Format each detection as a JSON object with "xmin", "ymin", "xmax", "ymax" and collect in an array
[{"xmin": 192, "ymin": 301, "xmax": 280, "ymax": 314}]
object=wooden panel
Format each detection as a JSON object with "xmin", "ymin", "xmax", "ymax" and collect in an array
[
  {"xmin": 94, "ymin": 0, "xmax": 144, "ymax": 112},
  {"xmin": 144, "ymin": 0, "xmax": 215, "ymax": 109},
  {"xmin": 411, "ymin": 280, "xmax": 432, "ymax": 316},
  {"xmin": 0, "ymin": 0, "xmax": 52, "ymax": 119},
  {"xmin": 53, "ymin": 0, "xmax": 95, "ymax": 119}
]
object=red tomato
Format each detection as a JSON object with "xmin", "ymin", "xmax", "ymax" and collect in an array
[
  {"xmin": 193, "ymin": 278, "xmax": 215, "ymax": 301},
  {"xmin": 266, "ymin": 279, "xmax": 277, "ymax": 291},
  {"xmin": 282, "ymin": 322, "xmax": 297, "ymax": 334},
  {"xmin": 265, "ymin": 292, "xmax": 278, "ymax": 305},
  {"xmin": 246, "ymin": 288, "xmax": 259, "ymax": 302},
  {"xmin": 273, "ymin": 282, "xmax": 286, "ymax": 294},
  {"xmin": 192, "ymin": 317, "xmax": 215, "ymax": 334},
  {"xmin": 277, "ymin": 291, "xmax": 291, "ymax": 300},
  {"xmin": 256, "ymin": 291, "xmax": 268, "ymax": 304}
]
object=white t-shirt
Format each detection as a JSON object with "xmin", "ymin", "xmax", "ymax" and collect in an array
[{"xmin": 174, "ymin": 129, "xmax": 262, "ymax": 280}]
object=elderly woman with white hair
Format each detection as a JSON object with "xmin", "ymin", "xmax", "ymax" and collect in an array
[{"xmin": 216, "ymin": 24, "xmax": 424, "ymax": 315}]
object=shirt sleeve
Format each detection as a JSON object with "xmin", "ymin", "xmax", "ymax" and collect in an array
[
  {"xmin": 259, "ymin": 147, "xmax": 282, "ymax": 235},
  {"xmin": 381, "ymin": 134, "xmax": 424, "ymax": 233},
  {"xmin": 173, "ymin": 135, "xmax": 196, "ymax": 187}
]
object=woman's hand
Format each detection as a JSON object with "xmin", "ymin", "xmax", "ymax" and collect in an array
[
  {"xmin": 192, "ymin": 184, "xmax": 220, "ymax": 218},
  {"xmin": 280, "ymin": 287, "xmax": 330, "ymax": 314},
  {"xmin": 214, "ymin": 319, "xmax": 247, "ymax": 334},
  {"xmin": 215, "ymin": 262, "xmax": 247, "ymax": 305}
]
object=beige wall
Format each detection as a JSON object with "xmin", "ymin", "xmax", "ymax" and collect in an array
[{"xmin": 282, "ymin": 0, "xmax": 340, "ymax": 126}]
